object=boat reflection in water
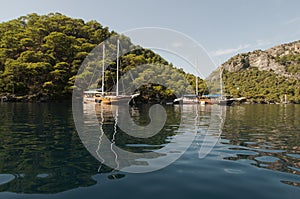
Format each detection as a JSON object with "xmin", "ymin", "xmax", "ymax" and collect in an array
[
  {"xmin": 2, "ymin": 102, "xmax": 300, "ymax": 198},
  {"xmin": 81, "ymin": 103, "xmax": 226, "ymax": 173},
  {"xmin": 0, "ymin": 102, "xmax": 226, "ymax": 194}
]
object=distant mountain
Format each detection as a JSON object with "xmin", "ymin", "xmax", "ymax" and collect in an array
[
  {"xmin": 222, "ymin": 40, "xmax": 300, "ymax": 79},
  {"xmin": 220, "ymin": 40, "xmax": 300, "ymax": 103}
]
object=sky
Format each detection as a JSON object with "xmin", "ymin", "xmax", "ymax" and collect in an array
[{"xmin": 0, "ymin": 0, "xmax": 299, "ymax": 77}]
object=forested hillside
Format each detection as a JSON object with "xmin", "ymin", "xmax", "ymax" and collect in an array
[
  {"xmin": 222, "ymin": 40, "xmax": 300, "ymax": 103},
  {"xmin": 0, "ymin": 13, "xmax": 204, "ymax": 102},
  {"xmin": 2, "ymin": 13, "xmax": 298, "ymax": 104}
]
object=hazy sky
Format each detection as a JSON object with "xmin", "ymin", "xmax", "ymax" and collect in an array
[{"xmin": 1, "ymin": 0, "xmax": 299, "ymax": 76}]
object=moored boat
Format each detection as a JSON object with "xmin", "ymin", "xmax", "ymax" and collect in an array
[
  {"xmin": 83, "ymin": 90, "xmax": 102, "ymax": 104},
  {"xmin": 99, "ymin": 40, "xmax": 139, "ymax": 105},
  {"xmin": 174, "ymin": 94, "xmax": 200, "ymax": 104},
  {"xmin": 217, "ymin": 98, "xmax": 235, "ymax": 106},
  {"xmin": 100, "ymin": 92, "xmax": 132, "ymax": 105}
]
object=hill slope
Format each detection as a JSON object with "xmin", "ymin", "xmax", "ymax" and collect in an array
[
  {"xmin": 222, "ymin": 40, "xmax": 300, "ymax": 79},
  {"xmin": 221, "ymin": 40, "xmax": 300, "ymax": 103},
  {"xmin": 0, "ymin": 13, "xmax": 204, "ymax": 102}
]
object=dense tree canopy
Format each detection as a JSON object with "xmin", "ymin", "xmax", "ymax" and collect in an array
[
  {"xmin": 2, "ymin": 13, "xmax": 298, "ymax": 103},
  {"xmin": 0, "ymin": 13, "xmax": 113, "ymax": 98},
  {"xmin": 0, "ymin": 13, "xmax": 204, "ymax": 101},
  {"xmin": 223, "ymin": 67, "xmax": 300, "ymax": 103}
]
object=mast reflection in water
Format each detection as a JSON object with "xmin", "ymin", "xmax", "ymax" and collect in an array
[{"xmin": 1, "ymin": 103, "xmax": 300, "ymax": 199}]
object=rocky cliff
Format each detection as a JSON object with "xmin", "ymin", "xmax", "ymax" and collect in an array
[{"xmin": 222, "ymin": 40, "xmax": 300, "ymax": 79}]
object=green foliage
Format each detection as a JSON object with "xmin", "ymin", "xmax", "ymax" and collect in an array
[
  {"xmin": 0, "ymin": 13, "xmax": 206, "ymax": 101},
  {"xmin": 275, "ymin": 54, "xmax": 300, "ymax": 66},
  {"xmin": 223, "ymin": 67, "xmax": 300, "ymax": 103},
  {"xmin": 0, "ymin": 13, "xmax": 114, "ymax": 98},
  {"xmin": 286, "ymin": 64, "xmax": 300, "ymax": 75}
]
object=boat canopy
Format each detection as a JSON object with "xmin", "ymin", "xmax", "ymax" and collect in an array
[
  {"xmin": 202, "ymin": 94, "xmax": 221, "ymax": 98},
  {"xmin": 84, "ymin": 89, "xmax": 102, "ymax": 94}
]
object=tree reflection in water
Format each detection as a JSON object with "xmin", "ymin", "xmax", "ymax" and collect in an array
[{"xmin": 0, "ymin": 102, "xmax": 202, "ymax": 193}]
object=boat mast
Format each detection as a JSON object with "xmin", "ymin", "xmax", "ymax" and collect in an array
[
  {"xmin": 220, "ymin": 67, "xmax": 223, "ymax": 99},
  {"xmin": 116, "ymin": 39, "xmax": 119, "ymax": 96},
  {"xmin": 195, "ymin": 59, "xmax": 198, "ymax": 96},
  {"xmin": 102, "ymin": 44, "xmax": 105, "ymax": 95},
  {"xmin": 195, "ymin": 76, "xmax": 198, "ymax": 96}
]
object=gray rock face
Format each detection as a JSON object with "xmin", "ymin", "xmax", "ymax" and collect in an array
[{"xmin": 222, "ymin": 40, "xmax": 300, "ymax": 79}]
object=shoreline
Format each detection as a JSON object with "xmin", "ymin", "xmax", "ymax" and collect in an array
[
  {"xmin": 1, "ymin": 93, "xmax": 299, "ymax": 105},
  {"xmin": 1, "ymin": 97, "xmax": 299, "ymax": 105}
]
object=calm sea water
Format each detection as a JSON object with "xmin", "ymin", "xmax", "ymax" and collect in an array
[{"xmin": 0, "ymin": 103, "xmax": 300, "ymax": 199}]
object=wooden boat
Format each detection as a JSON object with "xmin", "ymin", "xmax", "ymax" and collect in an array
[
  {"xmin": 84, "ymin": 40, "xmax": 139, "ymax": 105},
  {"xmin": 100, "ymin": 93, "xmax": 132, "ymax": 105},
  {"xmin": 99, "ymin": 40, "xmax": 138, "ymax": 105},
  {"xmin": 198, "ymin": 96, "xmax": 213, "ymax": 105}
]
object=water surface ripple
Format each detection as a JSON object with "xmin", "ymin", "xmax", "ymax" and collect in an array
[{"xmin": 0, "ymin": 103, "xmax": 299, "ymax": 199}]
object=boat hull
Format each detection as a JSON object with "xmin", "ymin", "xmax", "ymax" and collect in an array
[
  {"xmin": 101, "ymin": 95, "xmax": 131, "ymax": 105},
  {"xmin": 83, "ymin": 91, "xmax": 102, "ymax": 104},
  {"xmin": 217, "ymin": 99, "xmax": 235, "ymax": 106}
]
